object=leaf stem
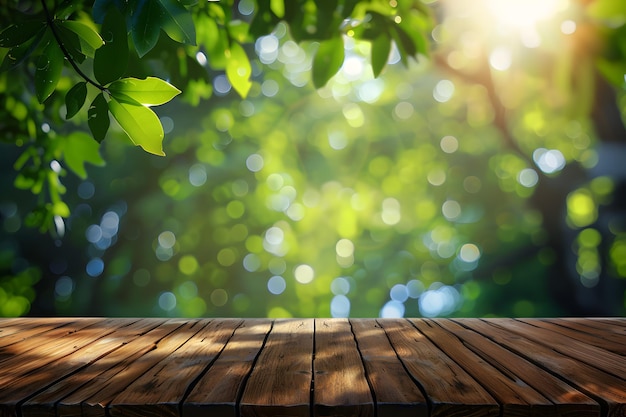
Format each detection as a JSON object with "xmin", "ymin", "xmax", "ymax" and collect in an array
[{"xmin": 40, "ymin": 0, "xmax": 107, "ymax": 92}]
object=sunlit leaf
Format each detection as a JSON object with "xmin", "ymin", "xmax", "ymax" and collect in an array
[
  {"xmin": 65, "ymin": 82, "xmax": 87, "ymax": 119},
  {"xmin": 62, "ymin": 131, "xmax": 106, "ymax": 179},
  {"xmin": 57, "ymin": 20, "xmax": 104, "ymax": 50},
  {"xmin": 35, "ymin": 40, "xmax": 64, "ymax": 103},
  {"xmin": 52, "ymin": 201, "xmax": 70, "ymax": 217},
  {"xmin": 371, "ymin": 34, "xmax": 391, "ymax": 77},
  {"xmin": 88, "ymin": 93, "xmax": 110, "ymax": 142},
  {"xmin": 0, "ymin": 21, "xmax": 46, "ymax": 47},
  {"xmin": 226, "ymin": 42, "xmax": 252, "ymax": 98},
  {"xmin": 312, "ymin": 36, "xmax": 345, "ymax": 88},
  {"xmin": 108, "ymin": 77, "xmax": 181, "ymax": 106},
  {"xmin": 197, "ymin": 15, "xmax": 227, "ymax": 69},
  {"xmin": 587, "ymin": 0, "xmax": 626, "ymax": 26},
  {"xmin": 108, "ymin": 97, "xmax": 166, "ymax": 156},
  {"xmin": 94, "ymin": 7, "xmax": 128, "ymax": 84},
  {"xmin": 270, "ymin": 0, "xmax": 285, "ymax": 18},
  {"xmin": 227, "ymin": 20, "xmax": 250, "ymax": 43}
]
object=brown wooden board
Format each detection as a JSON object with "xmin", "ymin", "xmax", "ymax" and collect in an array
[
  {"xmin": 558, "ymin": 318, "xmax": 626, "ymax": 339},
  {"xmin": 20, "ymin": 319, "xmax": 167, "ymax": 417},
  {"xmin": 350, "ymin": 319, "xmax": 428, "ymax": 417},
  {"xmin": 378, "ymin": 319, "xmax": 499, "ymax": 417},
  {"xmin": 461, "ymin": 319, "xmax": 626, "ymax": 416},
  {"xmin": 493, "ymin": 319, "xmax": 626, "ymax": 380},
  {"xmin": 57, "ymin": 319, "xmax": 200, "ymax": 417},
  {"xmin": 0, "ymin": 318, "xmax": 141, "ymax": 417},
  {"xmin": 524, "ymin": 318, "xmax": 626, "ymax": 355},
  {"xmin": 442, "ymin": 319, "xmax": 599, "ymax": 417},
  {"xmin": 313, "ymin": 319, "xmax": 373, "ymax": 417},
  {"xmin": 0, "ymin": 318, "xmax": 75, "ymax": 345},
  {"xmin": 183, "ymin": 319, "xmax": 272, "ymax": 417},
  {"xmin": 108, "ymin": 319, "xmax": 242, "ymax": 417},
  {"xmin": 411, "ymin": 318, "xmax": 554, "ymax": 417},
  {"xmin": 239, "ymin": 319, "xmax": 314, "ymax": 417},
  {"xmin": 0, "ymin": 318, "xmax": 102, "ymax": 363}
]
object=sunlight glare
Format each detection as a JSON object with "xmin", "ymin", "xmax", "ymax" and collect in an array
[{"xmin": 486, "ymin": 0, "xmax": 565, "ymax": 28}]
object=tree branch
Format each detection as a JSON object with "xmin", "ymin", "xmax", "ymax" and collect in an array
[{"xmin": 40, "ymin": 0, "xmax": 107, "ymax": 92}]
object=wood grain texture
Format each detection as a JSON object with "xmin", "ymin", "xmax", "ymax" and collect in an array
[
  {"xmin": 462, "ymin": 319, "xmax": 626, "ymax": 416},
  {"xmin": 0, "ymin": 318, "xmax": 623, "ymax": 417},
  {"xmin": 351, "ymin": 319, "xmax": 428, "ymax": 417},
  {"xmin": 239, "ymin": 319, "xmax": 313, "ymax": 417},
  {"xmin": 313, "ymin": 319, "xmax": 374, "ymax": 417},
  {"xmin": 377, "ymin": 318, "xmax": 499, "ymax": 417},
  {"xmin": 183, "ymin": 319, "xmax": 272, "ymax": 417},
  {"xmin": 442, "ymin": 319, "xmax": 599, "ymax": 417}
]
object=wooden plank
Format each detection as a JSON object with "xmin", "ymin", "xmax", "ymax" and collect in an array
[
  {"xmin": 108, "ymin": 319, "xmax": 242, "ymax": 417},
  {"xmin": 240, "ymin": 319, "xmax": 313, "ymax": 417},
  {"xmin": 20, "ymin": 318, "xmax": 167, "ymax": 417},
  {"xmin": 183, "ymin": 319, "xmax": 272, "ymax": 417},
  {"xmin": 378, "ymin": 319, "xmax": 499, "ymax": 417},
  {"xmin": 494, "ymin": 319, "xmax": 626, "ymax": 380},
  {"xmin": 461, "ymin": 319, "xmax": 626, "ymax": 416},
  {"xmin": 0, "ymin": 318, "xmax": 142, "ymax": 417},
  {"xmin": 0, "ymin": 318, "xmax": 102, "ymax": 363},
  {"xmin": 558, "ymin": 318, "xmax": 626, "ymax": 338},
  {"xmin": 57, "ymin": 319, "xmax": 202, "ymax": 417},
  {"xmin": 350, "ymin": 319, "xmax": 428, "ymax": 417},
  {"xmin": 411, "ymin": 318, "xmax": 556, "ymax": 417},
  {"xmin": 442, "ymin": 319, "xmax": 599, "ymax": 417},
  {"xmin": 523, "ymin": 319, "xmax": 625, "ymax": 355},
  {"xmin": 313, "ymin": 319, "xmax": 373, "ymax": 417},
  {"xmin": 0, "ymin": 318, "xmax": 75, "ymax": 345}
]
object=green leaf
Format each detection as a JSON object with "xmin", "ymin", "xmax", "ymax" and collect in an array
[
  {"xmin": 158, "ymin": 0, "xmax": 196, "ymax": 45},
  {"xmin": 270, "ymin": 0, "xmax": 285, "ymax": 18},
  {"xmin": 226, "ymin": 42, "xmax": 252, "ymax": 98},
  {"xmin": 35, "ymin": 40, "xmax": 64, "ymax": 103},
  {"xmin": 108, "ymin": 77, "xmax": 181, "ymax": 106},
  {"xmin": 0, "ymin": 21, "xmax": 46, "ymax": 48},
  {"xmin": 57, "ymin": 20, "xmax": 104, "ymax": 50},
  {"xmin": 587, "ymin": 0, "xmax": 626, "ymax": 26},
  {"xmin": 65, "ymin": 82, "xmax": 87, "ymax": 119},
  {"xmin": 131, "ymin": 0, "xmax": 196, "ymax": 57},
  {"xmin": 55, "ymin": 24, "xmax": 86, "ymax": 63},
  {"xmin": 389, "ymin": 24, "xmax": 417, "ymax": 66},
  {"xmin": 371, "ymin": 34, "xmax": 391, "ymax": 77},
  {"xmin": 108, "ymin": 97, "xmax": 165, "ymax": 156},
  {"xmin": 312, "ymin": 36, "xmax": 345, "ymax": 88},
  {"xmin": 131, "ymin": 0, "xmax": 162, "ymax": 57},
  {"xmin": 62, "ymin": 131, "xmax": 106, "ymax": 179},
  {"xmin": 0, "ymin": 29, "xmax": 46, "ymax": 72},
  {"xmin": 88, "ymin": 93, "xmax": 110, "ymax": 142},
  {"xmin": 94, "ymin": 7, "xmax": 128, "ymax": 85}
]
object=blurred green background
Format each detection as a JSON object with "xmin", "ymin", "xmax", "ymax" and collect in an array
[{"xmin": 1, "ymin": 0, "xmax": 626, "ymax": 318}]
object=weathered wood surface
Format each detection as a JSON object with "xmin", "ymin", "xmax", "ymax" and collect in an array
[{"xmin": 0, "ymin": 318, "xmax": 624, "ymax": 417}]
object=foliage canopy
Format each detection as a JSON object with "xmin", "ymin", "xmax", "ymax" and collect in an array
[{"xmin": 1, "ymin": 0, "xmax": 626, "ymax": 318}]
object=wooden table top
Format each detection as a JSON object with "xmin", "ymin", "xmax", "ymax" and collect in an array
[{"xmin": 0, "ymin": 318, "xmax": 624, "ymax": 417}]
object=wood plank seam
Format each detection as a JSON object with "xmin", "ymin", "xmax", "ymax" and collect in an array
[
  {"xmin": 177, "ymin": 319, "xmax": 245, "ymax": 417},
  {"xmin": 466, "ymin": 319, "xmax": 613, "ymax": 417},
  {"xmin": 375, "ymin": 319, "xmax": 433, "ymax": 417},
  {"xmin": 348, "ymin": 319, "xmax": 378, "ymax": 417},
  {"xmin": 11, "ymin": 318, "xmax": 147, "ymax": 415},
  {"xmin": 235, "ymin": 320, "xmax": 275, "ymax": 417},
  {"xmin": 310, "ymin": 319, "xmax": 315, "ymax": 417}
]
